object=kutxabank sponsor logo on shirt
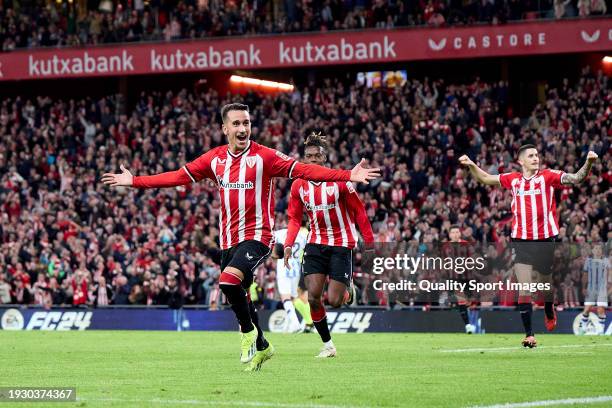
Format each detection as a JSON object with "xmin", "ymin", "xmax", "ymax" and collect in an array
[{"xmin": 217, "ymin": 178, "xmax": 255, "ymax": 190}]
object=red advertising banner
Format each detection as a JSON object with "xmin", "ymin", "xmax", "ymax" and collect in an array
[{"xmin": 0, "ymin": 19, "xmax": 609, "ymax": 81}]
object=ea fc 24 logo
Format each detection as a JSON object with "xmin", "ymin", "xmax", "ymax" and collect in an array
[
  {"xmin": 1, "ymin": 308, "xmax": 25, "ymax": 330},
  {"xmin": 268, "ymin": 310, "xmax": 372, "ymax": 333},
  {"xmin": 19, "ymin": 311, "xmax": 93, "ymax": 331},
  {"xmin": 573, "ymin": 312, "xmax": 611, "ymax": 336}
]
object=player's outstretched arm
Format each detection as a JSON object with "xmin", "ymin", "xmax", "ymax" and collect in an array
[
  {"xmin": 101, "ymin": 165, "xmax": 134, "ymax": 187},
  {"xmin": 101, "ymin": 164, "xmax": 192, "ymax": 189},
  {"xmin": 458, "ymin": 155, "xmax": 500, "ymax": 186},
  {"xmin": 291, "ymin": 159, "xmax": 381, "ymax": 184},
  {"xmin": 561, "ymin": 151, "xmax": 598, "ymax": 185}
]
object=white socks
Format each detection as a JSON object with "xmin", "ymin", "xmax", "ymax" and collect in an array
[
  {"xmin": 324, "ymin": 340, "xmax": 335, "ymax": 349},
  {"xmin": 283, "ymin": 299, "xmax": 300, "ymax": 332}
]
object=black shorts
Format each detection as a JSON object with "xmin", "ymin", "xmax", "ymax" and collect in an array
[
  {"xmin": 510, "ymin": 237, "xmax": 557, "ymax": 275},
  {"xmin": 221, "ymin": 240, "xmax": 271, "ymax": 289},
  {"xmin": 302, "ymin": 243, "xmax": 353, "ymax": 286}
]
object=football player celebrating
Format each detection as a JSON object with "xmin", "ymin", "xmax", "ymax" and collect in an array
[
  {"xmin": 102, "ymin": 104, "xmax": 380, "ymax": 370},
  {"xmin": 284, "ymin": 133, "xmax": 374, "ymax": 358},
  {"xmin": 459, "ymin": 145, "xmax": 598, "ymax": 347}
]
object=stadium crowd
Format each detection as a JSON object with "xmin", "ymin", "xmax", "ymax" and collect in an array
[
  {"xmin": 0, "ymin": 66, "xmax": 609, "ymax": 309},
  {"xmin": 1, "ymin": 0, "xmax": 609, "ymax": 51}
]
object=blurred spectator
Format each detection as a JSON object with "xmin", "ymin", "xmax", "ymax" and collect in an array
[
  {"xmin": 1, "ymin": 0, "xmax": 609, "ymax": 52},
  {"xmin": 112, "ymin": 275, "xmax": 130, "ymax": 305},
  {"xmin": 0, "ymin": 274, "xmax": 11, "ymax": 304},
  {"xmin": 71, "ymin": 271, "xmax": 89, "ymax": 306},
  {"xmin": 92, "ymin": 275, "xmax": 113, "ymax": 306},
  {"xmin": 49, "ymin": 277, "xmax": 68, "ymax": 306},
  {"xmin": 0, "ymin": 66, "xmax": 608, "ymax": 309},
  {"xmin": 167, "ymin": 275, "xmax": 184, "ymax": 309}
]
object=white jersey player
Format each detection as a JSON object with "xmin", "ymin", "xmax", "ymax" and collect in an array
[
  {"xmin": 579, "ymin": 244, "xmax": 610, "ymax": 335},
  {"xmin": 274, "ymin": 227, "xmax": 309, "ymax": 332}
]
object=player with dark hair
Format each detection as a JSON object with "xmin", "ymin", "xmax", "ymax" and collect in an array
[
  {"xmin": 101, "ymin": 104, "xmax": 380, "ymax": 370},
  {"xmin": 459, "ymin": 145, "xmax": 598, "ymax": 347},
  {"xmin": 284, "ymin": 132, "xmax": 375, "ymax": 357}
]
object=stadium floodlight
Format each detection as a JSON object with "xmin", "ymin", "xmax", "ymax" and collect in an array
[
  {"xmin": 603, "ymin": 56, "xmax": 612, "ymax": 64},
  {"xmin": 230, "ymin": 75, "xmax": 294, "ymax": 92}
]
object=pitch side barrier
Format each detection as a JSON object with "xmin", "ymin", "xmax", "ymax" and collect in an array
[{"xmin": 0, "ymin": 307, "xmax": 609, "ymax": 335}]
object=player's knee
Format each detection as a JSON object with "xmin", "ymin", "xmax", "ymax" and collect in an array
[
  {"xmin": 308, "ymin": 294, "xmax": 323, "ymax": 309},
  {"xmin": 219, "ymin": 271, "xmax": 243, "ymax": 296},
  {"xmin": 328, "ymin": 298, "xmax": 343, "ymax": 308}
]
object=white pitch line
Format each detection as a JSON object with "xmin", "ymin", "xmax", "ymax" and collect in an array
[
  {"xmin": 440, "ymin": 343, "xmax": 612, "ymax": 353},
  {"xmin": 468, "ymin": 395, "xmax": 612, "ymax": 408},
  {"xmin": 77, "ymin": 397, "xmax": 366, "ymax": 408}
]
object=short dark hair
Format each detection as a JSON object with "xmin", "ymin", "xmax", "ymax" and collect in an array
[
  {"xmin": 304, "ymin": 131, "xmax": 328, "ymax": 152},
  {"xmin": 221, "ymin": 103, "xmax": 249, "ymax": 122},
  {"xmin": 449, "ymin": 225, "xmax": 461, "ymax": 232},
  {"xmin": 517, "ymin": 144, "xmax": 537, "ymax": 158}
]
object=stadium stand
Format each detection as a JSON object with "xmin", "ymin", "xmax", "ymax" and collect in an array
[
  {"xmin": 0, "ymin": 67, "xmax": 609, "ymax": 308},
  {"xmin": 1, "ymin": 0, "xmax": 609, "ymax": 51}
]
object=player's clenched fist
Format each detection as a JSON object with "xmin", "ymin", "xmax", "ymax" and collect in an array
[
  {"xmin": 458, "ymin": 155, "xmax": 475, "ymax": 167},
  {"xmin": 586, "ymin": 151, "xmax": 598, "ymax": 162}
]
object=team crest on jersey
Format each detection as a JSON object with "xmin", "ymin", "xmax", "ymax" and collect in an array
[
  {"xmin": 246, "ymin": 156, "xmax": 256, "ymax": 168},
  {"xmin": 326, "ymin": 186, "xmax": 335, "ymax": 196},
  {"xmin": 275, "ymin": 151, "xmax": 291, "ymax": 161}
]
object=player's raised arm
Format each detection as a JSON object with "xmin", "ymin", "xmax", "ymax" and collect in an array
[
  {"xmin": 458, "ymin": 155, "xmax": 501, "ymax": 186},
  {"xmin": 561, "ymin": 151, "xmax": 598, "ymax": 185}
]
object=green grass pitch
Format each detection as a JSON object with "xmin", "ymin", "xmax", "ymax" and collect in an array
[{"xmin": 1, "ymin": 331, "xmax": 610, "ymax": 408}]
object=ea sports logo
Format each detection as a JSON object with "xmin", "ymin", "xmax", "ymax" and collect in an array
[
  {"xmin": 1, "ymin": 308, "xmax": 24, "ymax": 330},
  {"xmin": 268, "ymin": 310, "xmax": 288, "ymax": 333},
  {"xmin": 573, "ymin": 312, "xmax": 601, "ymax": 335}
]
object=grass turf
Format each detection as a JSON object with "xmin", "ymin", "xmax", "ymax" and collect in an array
[{"xmin": 0, "ymin": 331, "xmax": 610, "ymax": 408}]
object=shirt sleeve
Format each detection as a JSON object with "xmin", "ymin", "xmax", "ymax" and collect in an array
[
  {"xmin": 344, "ymin": 182, "xmax": 374, "ymax": 246},
  {"xmin": 262, "ymin": 147, "xmax": 298, "ymax": 178},
  {"xmin": 133, "ymin": 169, "xmax": 193, "ymax": 188},
  {"xmin": 291, "ymin": 162, "xmax": 351, "ymax": 182},
  {"xmin": 498, "ymin": 172, "xmax": 515, "ymax": 190},
  {"xmin": 544, "ymin": 169, "xmax": 565, "ymax": 189},
  {"xmin": 183, "ymin": 149, "xmax": 217, "ymax": 182},
  {"xmin": 285, "ymin": 182, "xmax": 305, "ymax": 248}
]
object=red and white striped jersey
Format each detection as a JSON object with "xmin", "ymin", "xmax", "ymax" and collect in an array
[
  {"xmin": 499, "ymin": 169, "xmax": 565, "ymax": 240},
  {"xmin": 133, "ymin": 140, "xmax": 351, "ymax": 250},
  {"xmin": 285, "ymin": 179, "xmax": 374, "ymax": 249}
]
